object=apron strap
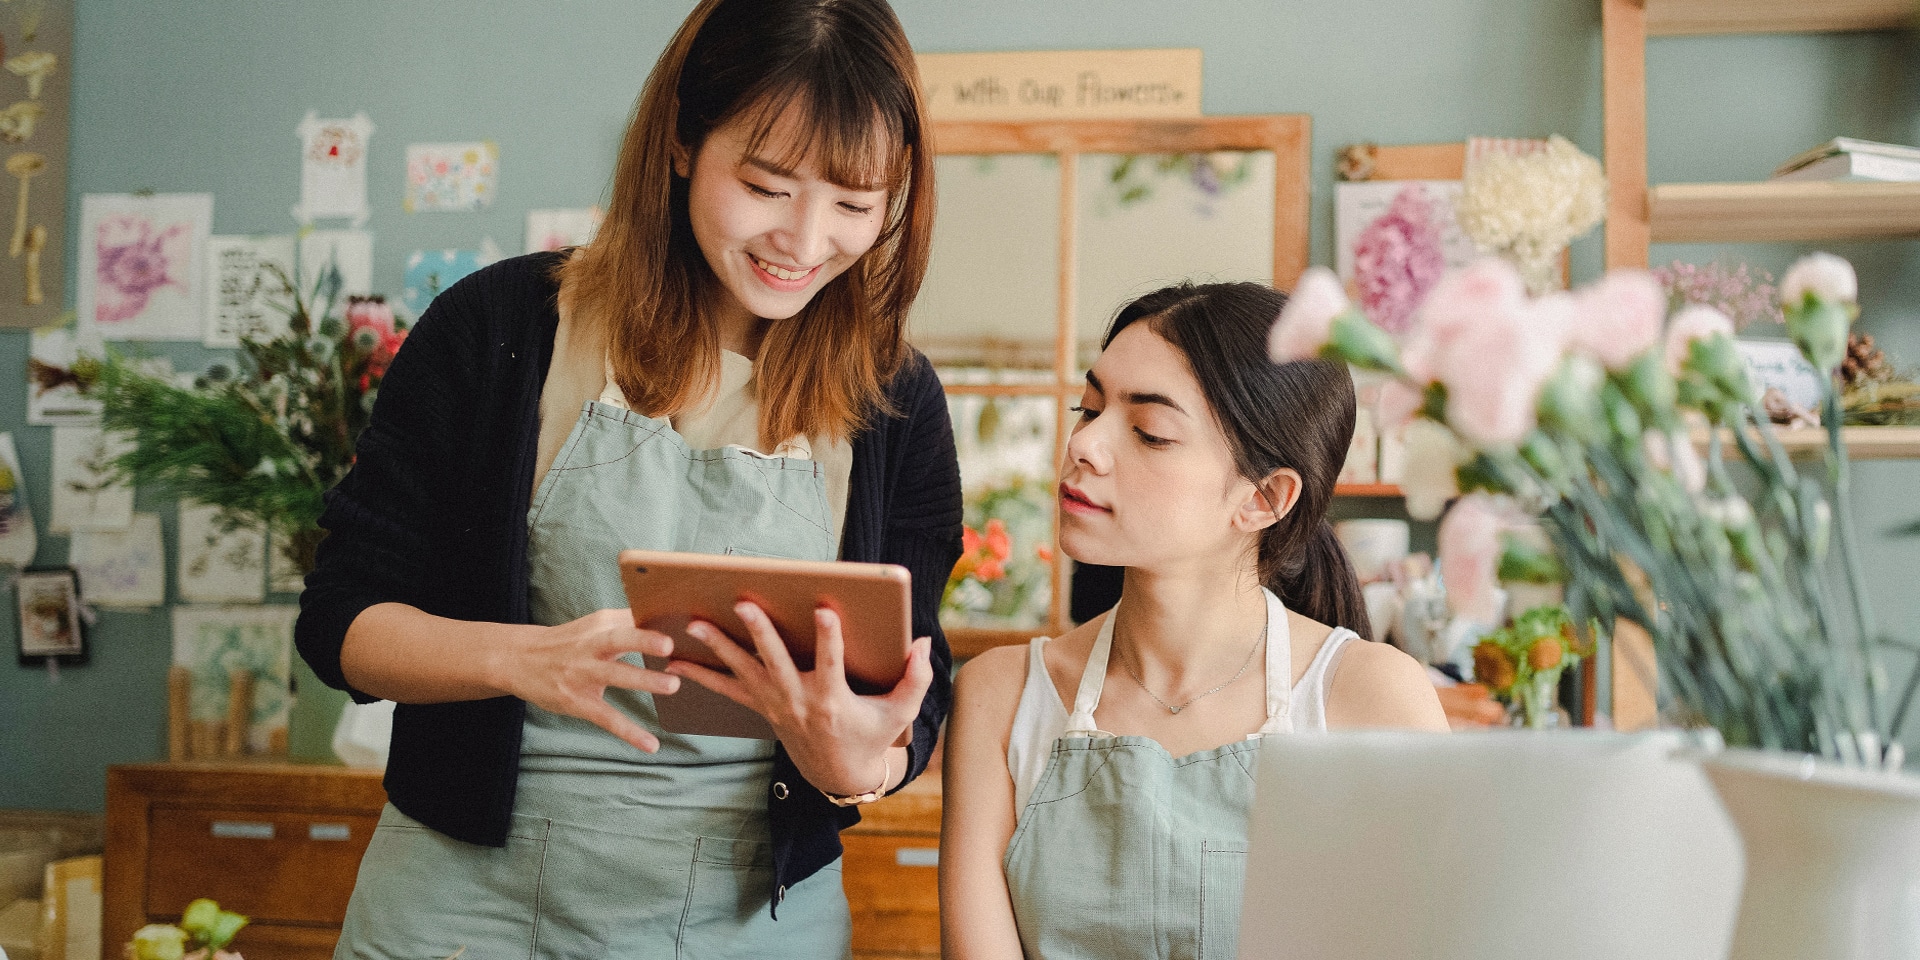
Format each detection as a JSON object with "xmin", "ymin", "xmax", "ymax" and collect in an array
[
  {"xmin": 1255, "ymin": 587, "xmax": 1295, "ymax": 737},
  {"xmin": 599, "ymin": 352, "xmax": 812, "ymax": 459},
  {"xmin": 1063, "ymin": 612, "xmax": 1116, "ymax": 736}
]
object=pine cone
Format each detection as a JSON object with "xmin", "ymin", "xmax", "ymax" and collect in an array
[{"xmin": 1840, "ymin": 332, "xmax": 1892, "ymax": 389}]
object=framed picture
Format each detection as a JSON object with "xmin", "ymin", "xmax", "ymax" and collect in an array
[{"xmin": 16, "ymin": 567, "xmax": 86, "ymax": 664}]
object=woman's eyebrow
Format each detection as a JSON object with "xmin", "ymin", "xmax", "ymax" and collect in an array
[
  {"xmin": 1085, "ymin": 370, "xmax": 1187, "ymax": 416},
  {"xmin": 742, "ymin": 155, "xmax": 799, "ymax": 179}
]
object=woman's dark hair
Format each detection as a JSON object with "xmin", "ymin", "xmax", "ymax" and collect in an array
[{"xmin": 1103, "ymin": 281, "xmax": 1374, "ymax": 640}]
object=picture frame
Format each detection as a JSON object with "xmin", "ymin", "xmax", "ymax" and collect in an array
[{"xmin": 16, "ymin": 566, "xmax": 86, "ymax": 664}]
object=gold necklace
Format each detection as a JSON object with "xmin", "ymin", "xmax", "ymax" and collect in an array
[{"xmin": 1117, "ymin": 618, "xmax": 1266, "ymax": 715}]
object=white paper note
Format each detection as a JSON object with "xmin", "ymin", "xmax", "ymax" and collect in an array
[
  {"xmin": 71, "ymin": 511, "xmax": 165, "ymax": 607},
  {"xmin": 525, "ymin": 207, "xmax": 602, "ymax": 253},
  {"xmin": 205, "ymin": 234, "xmax": 297, "ymax": 347},
  {"xmin": 299, "ymin": 228, "xmax": 375, "ymax": 299},
  {"xmin": 176, "ymin": 501, "xmax": 266, "ymax": 603},
  {"xmin": 26, "ymin": 319, "xmax": 104, "ymax": 425},
  {"xmin": 48, "ymin": 426, "xmax": 133, "ymax": 533},
  {"xmin": 293, "ymin": 111, "xmax": 374, "ymax": 226}
]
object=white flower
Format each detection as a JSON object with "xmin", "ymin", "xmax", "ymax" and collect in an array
[
  {"xmin": 1401, "ymin": 418, "xmax": 1470, "ymax": 521},
  {"xmin": 1663, "ymin": 304, "xmax": 1734, "ymax": 376},
  {"xmin": 1269, "ymin": 267, "xmax": 1350, "ymax": 363},
  {"xmin": 1455, "ymin": 136, "xmax": 1607, "ymax": 290},
  {"xmin": 1780, "ymin": 252, "xmax": 1857, "ymax": 307}
]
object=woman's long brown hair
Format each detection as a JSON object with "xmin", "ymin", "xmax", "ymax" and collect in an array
[{"xmin": 556, "ymin": 0, "xmax": 935, "ymax": 445}]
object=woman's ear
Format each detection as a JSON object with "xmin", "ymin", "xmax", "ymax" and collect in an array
[
  {"xmin": 671, "ymin": 140, "xmax": 693, "ymax": 179},
  {"xmin": 1234, "ymin": 468, "xmax": 1302, "ymax": 534}
]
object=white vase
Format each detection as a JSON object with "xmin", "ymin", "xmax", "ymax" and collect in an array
[
  {"xmin": 1702, "ymin": 750, "xmax": 1920, "ymax": 960},
  {"xmin": 1241, "ymin": 731, "xmax": 1742, "ymax": 960}
]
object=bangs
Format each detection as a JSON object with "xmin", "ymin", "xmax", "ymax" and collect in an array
[{"xmin": 733, "ymin": 69, "xmax": 912, "ymax": 193}]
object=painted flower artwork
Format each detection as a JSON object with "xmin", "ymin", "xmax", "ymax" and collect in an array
[
  {"xmin": 1352, "ymin": 183, "xmax": 1447, "ymax": 335},
  {"xmin": 93, "ymin": 214, "xmax": 190, "ymax": 325}
]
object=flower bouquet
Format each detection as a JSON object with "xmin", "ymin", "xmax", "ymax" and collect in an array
[
  {"xmin": 942, "ymin": 478, "xmax": 1055, "ymax": 628},
  {"xmin": 126, "ymin": 898, "xmax": 247, "ymax": 960},
  {"xmin": 88, "ymin": 258, "xmax": 407, "ymax": 577},
  {"xmin": 1471, "ymin": 604, "xmax": 1589, "ymax": 729},
  {"xmin": 1271, "ymin": 252, "xmax": 1914, "ymax": 765}
]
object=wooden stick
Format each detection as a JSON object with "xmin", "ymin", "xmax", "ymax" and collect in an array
[
  {"xmin": 167, "ymin": 666, "xmax": 190, "ymax": 762},
  {"xmin": 224, "ymin": 671, "xmax": 253, "ymax": 757}
]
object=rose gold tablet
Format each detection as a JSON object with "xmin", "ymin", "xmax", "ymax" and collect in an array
[{"xmin": 617, "ymin": 549, "xmax": 914, "ymax": 739}]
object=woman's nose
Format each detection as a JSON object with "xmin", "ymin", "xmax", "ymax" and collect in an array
[
  {"xmin": 1065, "ymin": 419, "xmax": 1111, "ymax": 474},
  {"xmin": 770, "ymin": 199, "xmax": 834, "ymax": 267}
]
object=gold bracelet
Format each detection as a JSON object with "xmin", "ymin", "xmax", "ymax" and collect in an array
[{"xmin": 822, "ymin": 756, "xmax": 891, "ymax": 807}]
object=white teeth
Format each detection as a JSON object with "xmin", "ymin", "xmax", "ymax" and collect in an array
[{"xmin": 752, "ymin": 255, "xmax": 810, "ymax": 282}]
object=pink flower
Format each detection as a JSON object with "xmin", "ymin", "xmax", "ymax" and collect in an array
[
  {"xmin": 345, "ymin": 296, "xmax": 396, "ymax": 336},
  {"xmin": 1408, "ymin": 260, "xmax": 1568, "ymax": 447},
  {"xmin": 1663, "ymin": 304, "xmax": 1734, "ymax": 376},
  {"xmin": 1352, "ymin": 184, "xmax": 1447, "ymax": 335},
  {"xmin": 1439, "ymin": 493, "xmax": 1509, "ymax": 625},
  {"xmin": 1269, "ymin": 267, "xmax": 1350, "ymax": 363},
  {"xmin": 1570, "ymin": 269, "xmax": 1665, "ymax": 370},
  {"xmin": 93, "ymin": 215, "xmax": 191, "ymax": 325},
  {"xmin": 1376, "ymin": 379, "xmax": 1426, "ymax": 431}
]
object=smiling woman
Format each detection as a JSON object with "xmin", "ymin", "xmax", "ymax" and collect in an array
[{"xmin": 293, "ymin": 1, "xmax": 961, "ymax": 957}]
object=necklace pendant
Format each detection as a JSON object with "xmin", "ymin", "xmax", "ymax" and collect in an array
[{"xmin": 1169, "ymin": 705, "xmax": 1182, "ymax": 714}]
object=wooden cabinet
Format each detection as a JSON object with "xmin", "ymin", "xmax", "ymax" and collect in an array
[
  {"xmin": 104, "ymin": 762, "xmax": 386, "ymax": 960},
  {"xmin": 845, "ymin": 772, "xmax": 943, "ymax": 959}
]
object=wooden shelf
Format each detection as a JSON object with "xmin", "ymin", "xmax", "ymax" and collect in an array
[
  {"xmin": 945, "ymin": 625, "xmax": 1042, "ymax": 658},
  {"xmin": 1648, "ymin": 180, "xmax": 1920, "ymax": 243},
  {"xmin": 1334, "ymin": 483, "xmax": 1404, "ymax": 497},
  {"xmin": 1646, "ymin": 0, "xmax": 1915, "ymax": 35},
  {"xmin": 1695, "ymin": 425, "xmax": 1920, "ymax": 459}
]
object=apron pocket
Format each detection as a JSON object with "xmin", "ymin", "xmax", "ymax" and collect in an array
[
  {"xmin": 679, "ymin": 839, "xmax": 850, "ymax": 960},
  {"xmin": 1197, "ymin": 839, "xmax": 1250, "ymax": 960},
  {"xmin": 335, "ymin": 805, "xmax": 551, "ymax": 960}
]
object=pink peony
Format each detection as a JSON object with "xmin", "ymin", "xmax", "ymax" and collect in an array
[
  {"xmin": 1376, "ymin": 379, "xmax": 1426, "ymax": 432},
  {"xmin": 1400, "ymin": 258, "xmax": 1531, "ymax": 385},
  {"xmin": 1407, "ymin": 260, "xmax": 1568, "ymax": 447},
  {"xmin": 1570, "ymin": 269, "xmax": 1665, "ymax": 370},
  {"xmin": 1663, "ymin": 304, "xmax": 1734, "ymax": 376},
  {"xmin": 1352, "ymin": 184, "xmax": 1447, "ymax": 335},
  {"xmin": 1269, "ymin": 267, "xmax": 1350, "ymax": 363},
  {"xmin": 1439, "ymin": 493, "xmax": 1508, "ymax": 625}
]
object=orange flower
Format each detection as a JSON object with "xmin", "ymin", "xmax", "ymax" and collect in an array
[
  {"xmin": 983, "ymin": 518, "xmax": 1012, "ymax": 561},
  {"xmin": 1473, "ymin": 641, "xmax": 1516, "ymax": 692},
  {"xmin": 1036, "ymin": 543, "xmax": 1054, "ymax": 562},
  {"xmin": 1528, "ymin": 636, "xmax": 1564, "ymax": 671},
  {"xmin": 962, "ymin": 524, "xmax": 982, "ymax": 555}
]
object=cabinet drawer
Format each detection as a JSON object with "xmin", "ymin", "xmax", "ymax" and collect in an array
[
  {"xmin": 843, "ymin": 833, "xmax": 940, "ymax": 958},
  {"xmin": 145, "ymin": 807, "xmax": 377, "ymax": 925}
]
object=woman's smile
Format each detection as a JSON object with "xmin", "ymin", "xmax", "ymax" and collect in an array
[{"xmin": 749, "ymin": 252, "xmax": 822, "ymax": 290}]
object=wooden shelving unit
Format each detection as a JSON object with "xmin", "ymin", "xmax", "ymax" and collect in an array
[
  {"xmin": 1696, "ymin": 425, "xmax": 1920, "ymax": 460},
  {"xmin": 1333, "ymin": 482, "xmax": 1405, "ymax": 497},
  {"xmin": 1645, "ymin": 0, "xmax": 1917, "ymax": 35},
  {"xmin": 1650, "ymin": 181, "xmax": 1920, "ymax": 242}
]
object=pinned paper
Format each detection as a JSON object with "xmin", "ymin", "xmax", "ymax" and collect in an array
[
  {"xmin": 401, "ymin": 240, "xmax": 500, "ymax": 317},
  {"xmin": 205, "ymin": 234, "xmax": 297, "ymax": 347},
  {"xmin": 176, "ymin": 501, "xmax": 266, "ymax": 603},
  {"xmin": 299, "ymin": 228, "xmax": 374, "ymax": 298},
  {"xmin": 404, "ymin": 141, "xmax": 498, "ymax": 212},
  {"xmin": 525, "ymin": 207, "xmax": 602, "ymax": 253},
  {"xmin": 77, "ymin": 193, "xmax": 213, "ymax": 341},
  {"xmin": 171, "ymin": 605, "xmax": 297, "ymax": 754},
  {"xmin": 292, "ymin": 111, "xmax": 373, "ymax": 226},
  {"xmin": 70, "ymin": 511, "xmax": 164, "ymax": 607},
  {"xmin": 27, "ymin": 315, "xmax": 102, "ymax": 425},
  {"xmin": 48, "ymin": 426, "xmax": 133, "ymax": 533},
  {"xmin": 0, "ymin": 432, "xmax": 38, "ymax": 567}
]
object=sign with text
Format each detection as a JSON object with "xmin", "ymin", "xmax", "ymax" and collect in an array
[{"xmin": 918, "ymin": 49, "xmax": 1202, "ymax": 121}]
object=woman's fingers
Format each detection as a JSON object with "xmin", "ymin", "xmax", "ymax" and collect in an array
[
  {"xmin": 811, "ymin": 607, "xmax": 847, "ymax": 687},
  {"xmin": 666, "ymin": 659, "xmax": 757, "ymax": 710},
  {"xmin": 735, "ymin": 601, "xmax": 801, "ymax": 681},
  {"xmin": 579, "ymin": 699, "xmax": 661, "ymax": 754},
  {"xmin": 878, "ymin": 636, "xmax": 935, "ymax": 722},
  {"xmin": 601, "ymin": 659, "xmax": 681, "ymax": 696}
]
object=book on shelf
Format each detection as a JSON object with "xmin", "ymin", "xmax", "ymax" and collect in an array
[
  {"xmin": 1773, "ymin": 137, "xmax": 1920, "ymax": 179},
  {"xmin": 1772, "ymin": 151, "xmax": 1920, "ymax": 183}
]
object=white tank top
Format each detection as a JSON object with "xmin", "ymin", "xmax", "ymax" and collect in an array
[{"xmin": 1006, "ymin": 592, "xmax": 1359, "ymax": 814}]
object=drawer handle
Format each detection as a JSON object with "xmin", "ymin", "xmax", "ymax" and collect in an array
[
  {"xmin": 210, "ymin": 821, "xmax": 274, "ymax": 840},
  {"xmin": 309, "ymin": 823, "xmax": 352, "ymax": 841},
  {"xmin": 894, "ymin": 847, "xmax": 938, "ymax": 868}
]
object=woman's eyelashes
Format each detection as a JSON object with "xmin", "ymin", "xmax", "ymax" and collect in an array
[
  {"xmin": 1070, "ymin": 405, "xmax": 1172, "ymax": 448},
  {"xmin": 742, "ymin": 179, "xmax": 875, "ymax": 216}
]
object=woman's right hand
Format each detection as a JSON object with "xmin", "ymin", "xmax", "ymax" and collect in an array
[{"xmin": 492, "ymin": 609, "xmax": 682, "ymax": 753}]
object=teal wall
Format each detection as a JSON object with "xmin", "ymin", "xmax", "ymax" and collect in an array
[{"xmin": 3, "ymin": 1, "xmax": 1916, "ymax": 811}]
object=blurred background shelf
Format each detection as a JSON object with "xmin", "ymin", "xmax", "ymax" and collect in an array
[
  {"xmin": 1695, "ymin": 425, "xmax": 1920, "ymax": 460},
  {"xmin": 1645, "ymin": 0, "xmax": 1918, "ymax": 36},
  {"xmin": 1649, "ymin": 181, "xmax": 1920, "ymax": 243},
  {"xmin": 1333, "ymin": 483, "xmax": 1405, "ymax": 497}
]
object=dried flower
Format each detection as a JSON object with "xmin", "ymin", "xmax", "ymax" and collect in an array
[
  {"xmin": 1352, "ymin": 183, "xmax": 1446, "ymax": 335},
  {"xmin": 1454, "ymin": 135, "xmax": 1607, "ymax": 294},
  {"xmin": 1473, "ymin": 641, "xmax": 1517, "ymax": 692},
  {"xmin": 1653, "ymin": 260, "xmax": 1780, "ymax": 330}
]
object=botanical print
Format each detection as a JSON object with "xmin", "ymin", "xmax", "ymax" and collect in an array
[
  {"xmin": 76, "ymin": 193, "xmax": 212, "ymax": 341},
  {"xmin": 298, "ymin": 228, "xmax": 374, "ymax": 298},
  {"xmin": 16, "ymin": 569, "xmax": 81, "ymax": 657},
  {"xmin": 176, "ymin": 501, "xmax": 266, "ymax": 603},
  {"xmin": 1334, "ymin": 180, "xmax": 1479, "ymax": 328},
  {"xmin": 293, "ymin": 111, "xmax": 373, "ymax": 225},
  {"xmin": 0, "ymin": 0, "xmax": 71, "ymax": 329},
  {"xmin": 26, "ymin": 317, "xmax": 103, "ymax": 424},
  {"xmin": 69, "ymin": 511, "xmax": 164, "ymax": 608},
  {"xmin": 47, "ymin": 425, "xmax": 133, "ymax": 533},
  {"xmin": 170, "ymin": 605, "xmax": 297, "ymax": 754},
  {"xmin": 0, "ymin": 432, "xmax": 38, "ymax": 567},
  {"xmin": 203, "ymin": 234, "xmax": 297, "ymax": 348},
  {"xmin": 403, "ymin": 141, "xmax": 498, "ymax": 213},
  {"xmin": 524, "ymin": 207, "xmax": 602, "ymax": 254},
  {"xmin": 401, "ymin": 247, "xmax": 491, "ymax": 317}
]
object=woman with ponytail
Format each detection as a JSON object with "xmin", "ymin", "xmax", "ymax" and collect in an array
[{"xmin": 940, "ymin": 281, "xmax": 1445, "ymax": 960}]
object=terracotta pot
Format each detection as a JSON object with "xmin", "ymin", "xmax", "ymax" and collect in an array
[{"xmin": 1702, "ymin": 749, "xmax": 1920, "ymax": 960}]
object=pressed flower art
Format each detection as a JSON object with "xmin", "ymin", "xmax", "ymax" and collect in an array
[
  {"xmin": 1350, "ymin": 183, "xmax": 1447, "ymax": 334},
  {"xmin": 77, "ymin": 193, "xmax": 211, "ymax": 340}
]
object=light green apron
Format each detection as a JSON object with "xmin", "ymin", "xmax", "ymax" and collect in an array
[
  {"xmin": 334, "ymin": 391, "xmax": 850, "ymax": 960},
  {"xmin": 1004, "ymin": 588, "xmax": 1295, "ymax": 960}
]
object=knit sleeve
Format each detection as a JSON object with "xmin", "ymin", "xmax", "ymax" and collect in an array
[
  {"xmin": 294, "ymin": 277, "xmax": 485, "ymax": 704},
  {"xmin": 883, "ymin": 353, "xmax": 964, "ymax": 790}
]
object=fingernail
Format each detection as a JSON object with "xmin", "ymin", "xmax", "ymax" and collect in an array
[{"xmin": 664, "ymin": 676, "xmax": 681, "ymax": 693}]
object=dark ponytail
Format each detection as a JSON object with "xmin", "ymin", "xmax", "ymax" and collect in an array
[{"xmin": 1102, "ymin": 282, "xmax": 1374, "ymax": 639}]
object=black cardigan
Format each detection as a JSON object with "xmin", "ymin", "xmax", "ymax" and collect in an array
[{"xmin": 295, "ymin": 252, "xmax": 962, "ymax": 900}]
